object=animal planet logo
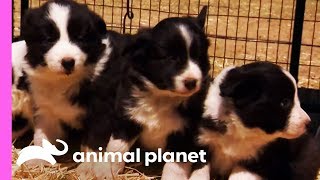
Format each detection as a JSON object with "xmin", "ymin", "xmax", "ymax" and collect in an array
[{"xmin": 16, "ymin": 139, "xmax": 68, "ymax": 166}]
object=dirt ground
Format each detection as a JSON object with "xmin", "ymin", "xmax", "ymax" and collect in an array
[{"xmin": 13, "ymin": 0, "xmax": 320, "ymax": 89}]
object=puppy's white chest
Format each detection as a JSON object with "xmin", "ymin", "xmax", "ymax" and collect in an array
[
  {"xmin": 128, "ymin": 98, "xmax": 185, "ymax": 150},
  {"xmin": 31, "ymin": 78, "xmax": 85, "ymax": 129}
]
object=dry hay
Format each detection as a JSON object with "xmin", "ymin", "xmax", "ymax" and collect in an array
[
  {"xmin": 12, "ymin": 144, "xmax": 320, "ymax": 180},
  {"xmin": 12, "ymin": 145, "xmax": 158, "ymax": 180}
]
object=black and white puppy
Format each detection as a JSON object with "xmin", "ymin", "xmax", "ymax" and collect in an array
[
  {"xmin": 193, "ymin": 62, "xmax": 320, "ymax": 180},
  {"xmin": 19, "ymin": 0, "xmax": 108, "ymax": 148},
  {"xmin": 77, "ymin": 7, "xmax": 209, "ymax": 179}
]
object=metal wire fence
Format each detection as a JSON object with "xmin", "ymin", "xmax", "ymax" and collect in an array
[{"xmin": 13, "ymin": 0, "xmax": 320, "ymax": 90}]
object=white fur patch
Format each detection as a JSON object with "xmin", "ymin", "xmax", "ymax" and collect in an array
[
  {"xmin": 174, "ymin": 60, "xmax": 202, "ymax": 94},
  {"xmin": 45, "ymin": 3, "xmax": 87, "ymax": 74},
  {"xmin": 189, "ymin": 164, "xmax": 210, "ymax": 180},
  {"xmin": 107, "ymin": 135, "xmax": 133, "ymax": 153},
  {"xmin": 127, "ymin": 90, "xmax": 185, "ymax": 150},
  {"xmin": 92, "ymin": 38, "xmax": 112, "ymax": 78},
  {"xmin": 179, "ymin": 25, "xmax": 192, "ymax": 50},
  {"xmin": 203, "ymin": 66, "xmax": 234, "ymax": 119},
  {"xmin": 33, "ymin": 128, "xmax": 50, "ymax": 146},
  {"xmin": 100, "ymin": 135, "xmax": 133, "ymax": 178},
  {"xmin": 161, "ymin": 162, "xmax": 191, "ymax": 180},
  {"xmin": 282, "ymin": 70, "xmax": 310, "ymax": 138},
  {"xmin": 12, "ymin": 41, "xmax": 27, "ymax": 85},
  {"xmin": 174, "ymin": 25, "xmax": 202, "ymax": 94},
  {"xmin": 229, "ymin": 166, "xmax": 262, "ymax": 180}
]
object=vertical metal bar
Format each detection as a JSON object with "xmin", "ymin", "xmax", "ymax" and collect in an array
[
  {"xmin": 138, "ymin": 0, "xmax": 142, "ymax": 29},
  {"xmin": 307, "ymin": 1, "xmax": 318, "ymax": 88},
  {"xmin": 286, "ymin": 0, "xmax": 295, "ymax": 70},
  {"xmin": 157, "ymin": 0, "xmax": 161, "ymax": 22},
  {"xmin": 265, "ymin": 0, "xmax": 273, "ymax": 61},
  {"xmin": 20, "ymin": 0, "xmax": 29, "ymax": 33},
  {"xmin": 187, "ymin": 0, "xmax": 191, "ymax": 16},
  {"xmin": 243, "ymin": 0, "xmax": 252, "ymax": 63},
  {"xmin": 212, "ymin": 0, "xmax": 221, "ymax": 76},
  {"xmin": 177, "ymin": 0, "xmax": 181, "ymax": 17},
  {"xmin": 233, "ymin": 0, "xmax": 240, "ymax": 65},
  {"xmin": 129, "ymin": 0, "xmax": 133, "ymax": 34},
  {"xmin": 168, "ymin": 0, "xmax": 171, "ymax": 17},
  {"xmin": 275, "ymin": 0, "xmax": 284, "ymax": 65},
  {"xmin": 120, "ymin": 0, "xmax": 124, "ymax": 33},
  {"xmin": 205, "ymin": 0, "xmax": 210, "ymax": 34},
  {"xmin": 148, "ymin": 0, "xmax": 151, "ymax": 27},
  {"xmin": 290, "ymin": 0, "xmax": 306, "ymax": 81},
  {"xmin": 111, "ymin": 0, "xmax": 114, "ymax": 31},
  {"xmin": 254, "ymin": 0, "xmax": 262, "ymax": 60},
  {"xmin": 222, "ymin": 0, "xmax": 231, "ymax": 68}
]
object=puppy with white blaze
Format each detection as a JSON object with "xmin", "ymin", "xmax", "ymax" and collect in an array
[
  {"xmin": 193, "ymin": 62, "xmax": 320, "ymax": 180},
  {"xmin": 77, "ymin": 7, "xmax": 210, "ymax": 179},
  {"xmin": 17, "ymin": 0, "xmax": 109, "ymax": 151}
]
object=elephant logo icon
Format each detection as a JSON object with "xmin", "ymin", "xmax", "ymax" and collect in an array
[{"xmin": 16, "ymin": 139, "xmax": 68, "ymax": 166}]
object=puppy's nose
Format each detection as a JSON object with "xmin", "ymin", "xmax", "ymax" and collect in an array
[
  {"xmin": 61, "ymin": 58, "xmax": 75, "ymax": 72},
  {"xmin": 184, "ymin": 79, "xmax": 197, "ymax": 90}
]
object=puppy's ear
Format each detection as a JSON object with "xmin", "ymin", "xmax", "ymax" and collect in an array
[
  {"xmin": 197, "ymin": 6, "xmax": 208, "ymax": 28},
  {"xmin": 90, "ymin": 12, "xmax": 107, "ymax": 36},
  {"xmin": 21, "ymin": 8, "xmax": 40, "ymax": 41},
  {"xmin": 123, "ymin": 32, "xmax": 164, "ymax": 64},
  {"xmin": 220, "ymin": 68, "xmax": 264, "ymax": 107}
]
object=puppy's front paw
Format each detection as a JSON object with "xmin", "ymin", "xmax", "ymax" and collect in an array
[
  {"xmin": 189, "ymin": 164, "xmax": 210, "ymax": 180},
  {"xmin": 161, "ymin": 162, "xmax": 191, "ymax": 180},
  {"xmin": 76, "ymin": 162, "xmax": 95, "ymax": 180},
  {"xmin": 92, "ymin": 162, "xmax": 120, "ymax": 180},
  {"xmin": 229, "ymin": 166, "xmax": 262, "ymax": 180}
]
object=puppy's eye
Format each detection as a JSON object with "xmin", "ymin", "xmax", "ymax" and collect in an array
[{"xmin": 280, "ymin": 98, "xmax": 292, "ymax": 109}]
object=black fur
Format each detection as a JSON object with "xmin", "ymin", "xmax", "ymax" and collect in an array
[
  {"xmin": 201, "ymin": 116, "xmax": 227, "ymax": 134},
  {"xmin": 12, "ymin": 115, "xmax": 29, "ymax": 131},
  {"xmin": 12, "ymin": 0, "xmax": 109, "ymax": 144},
  {"xmin": 220, "ymin": 62, "xmax": 295, "ymax": 134},
  {"xmin": 21, "ymin": 0, "xmax": 107, "ymax": 68},
  {"xmin": 197, "ymin": 62, "xmax": 320, "ymax": 179},
  {"xmin": 82, "ymin": 7, "xmax": 210, "ymax": 162},
  {"xmin": 16, "ymin": 71, "xmax": 29, "ymax": 91}
]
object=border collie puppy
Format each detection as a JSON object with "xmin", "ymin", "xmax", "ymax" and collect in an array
[
  {"xmin": 77, "ymin": 7, "xmax": 209, "ymax": 179},
  {"xmin": 19, "ymin": 0, "xmax": 108, "ymax": 148},
  {"xmin": 192, "ymin": 62, "xmax": 320, "ymax": 180}
]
